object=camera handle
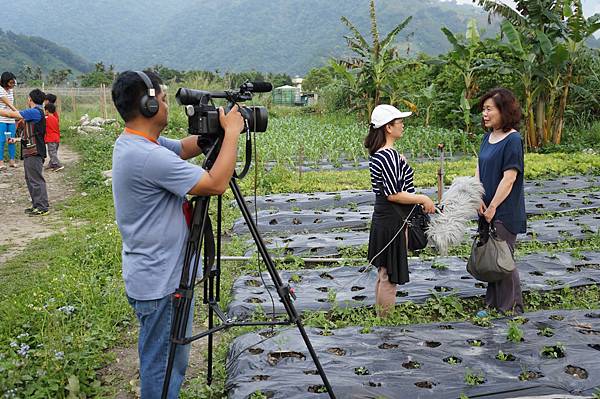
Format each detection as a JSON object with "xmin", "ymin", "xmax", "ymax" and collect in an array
[{"xmin": 161, "ymin": 142, "xmax": 336, "ymax": 398}]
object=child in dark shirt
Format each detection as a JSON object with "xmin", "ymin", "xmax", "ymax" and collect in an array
[{"xmin": 44, "ymin": 103, "xmax": 63, "ymax": 171}]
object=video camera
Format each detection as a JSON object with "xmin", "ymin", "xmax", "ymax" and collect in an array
[{"xmin": 175, "ymin": 81, "xmax": 271, "ymax": 136}]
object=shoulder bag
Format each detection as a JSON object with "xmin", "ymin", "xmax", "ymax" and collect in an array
[{"xmin": 466, "ymin": 221, "xmax": 515, "ymax": 282}]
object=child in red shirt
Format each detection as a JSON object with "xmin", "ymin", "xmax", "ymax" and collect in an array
[{"xmin": 44, "ymin": 103, "xmax": 63, "ymax": 171}]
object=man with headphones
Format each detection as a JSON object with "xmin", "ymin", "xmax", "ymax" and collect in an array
[{"xmin": 111, "ymin": 71, "xmax": 244, "ymax": 399}]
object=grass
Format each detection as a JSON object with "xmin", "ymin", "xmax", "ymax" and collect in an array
[{"xmin": 1, "ymin": 110, "xmax": 600, "ymax": 398}]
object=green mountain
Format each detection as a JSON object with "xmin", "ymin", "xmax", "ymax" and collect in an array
[
  {"xmin": 0, "ymin": 29, "xmax": 92, "ymax": 76},
  {"xmin": 6, "ymin": 0, "xmax": 497, "ymax": 74}
]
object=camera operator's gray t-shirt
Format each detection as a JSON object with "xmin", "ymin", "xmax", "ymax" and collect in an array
[{"xmin": 112, "ymin": 132, "xmax": 204, "ymax": 300}]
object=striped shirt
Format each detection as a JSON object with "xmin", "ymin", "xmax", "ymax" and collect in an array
[
  {"xmin": 0, "ymin": 87, "xmax": 15, "ymax": 124},
  {"xmin": 369, "ymin": 147, "xmax": 415, "ymax": 196}
]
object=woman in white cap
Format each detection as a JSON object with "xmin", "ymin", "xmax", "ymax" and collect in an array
[{"xmin": 364, "ymin": 104, "xmax": 435, "ymax": 317}]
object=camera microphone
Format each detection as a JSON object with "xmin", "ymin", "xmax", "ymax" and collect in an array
[{"xmin": 240, "ymin": 81, "xmax": 273, "ymax": 93}]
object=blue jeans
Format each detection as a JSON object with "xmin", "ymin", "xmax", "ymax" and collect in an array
[
  {"xmin": 0, "ymin": 122, "xmax": 16, "ymax": 161},
  {"xmin": 127, "ymin": 293, "xmax": 194, "ymax": 399}
]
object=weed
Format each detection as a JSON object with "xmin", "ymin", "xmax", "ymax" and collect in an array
[
  {"xmin": 464, "ymin": 369, "xmax": 485, "ymax": 386},
  {"xmin": 507, "ymin": 321, "xmax": 525, "ymax": 343}
]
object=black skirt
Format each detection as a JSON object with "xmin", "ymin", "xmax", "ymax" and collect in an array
[{"xmin": 367, "ymin": 196, "xmax": 412, "ymax": 285}]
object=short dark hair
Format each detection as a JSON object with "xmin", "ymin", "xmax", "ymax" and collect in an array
[
  {"xmin": 45, "ymin": 102, "xmax": 56, "ymax": 113},
  {"xmin": 29, "ymin": 89, "xmax": 46, "ymax": 105},
  {"xmin": 1, "ymin": 71, "xmax": 16, "ymax": 88},
  {"xmin": 479, "ymin": 88, "xmax": 521, "ymax": 133},
  {"xmin": 111, "ymin": 71, "xmax": 163, "ymax": 122},
  {"xmin": 45, "ymin": 93, "xmax": 57, "ymax": 103}
]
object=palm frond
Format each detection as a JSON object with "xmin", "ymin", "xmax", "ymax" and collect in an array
[
  {"xmin": 474, "ymin": 0, "xmax": 527, "ymax": 27},
  {"xmin": 380, "ymin": 16, "xmax": 413, "ymax": 50},
  {"xmin": 340, "ymin": 16, "xmax": 369, "ymax": 50}
]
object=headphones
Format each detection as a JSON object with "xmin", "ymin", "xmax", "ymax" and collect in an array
[{"xmin": 134, "ymin": 71, "xmax": 159, "ymax": 118}]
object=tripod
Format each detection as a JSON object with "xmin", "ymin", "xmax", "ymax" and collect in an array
[{"xmin": 161, "ymin": 137, "xmax": 336, "ymax": 398}]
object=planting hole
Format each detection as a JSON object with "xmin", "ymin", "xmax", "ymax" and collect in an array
[
  {"xmin": 519, "ymin": 370, "xmax": 543, "ymax": 381},
  {"xmin": 259, "ymin": 330, "xmax": 277, "ymax": 339},
  {"xmin": 351, "ymin": 286, "xmax": 365, "ymax": 291},
  {"xmin": 251, "ymin": 391, "xmax": 274, "ymax": 398},
  {"xmin": 475, "ymin": 283, "xmax": 486, "ymax": 289},
  {"xmin": 415, "ymin": 381, "xmax": 435, "ymax": 389},
  {"xmin": 541, "ymin": 345, "xmax": 565, "ymax": 359},
  {"xmin": 327, "ymin": 347, "xmax": 346, "ymax": 356},
  {"xmin": 434, "ymin": 286, "xmax": 451, "ymax": 292},
  {"xmin": 379, "ymin": 343, "xmax": 399, "ymax": 349},
  {"xmin": 467, "ymin": 339, "xmax": 485, "ymax": 347},
  {"xmin": 269, "ymin": 219, "xmax": 278, "ymax": 225},
  {"xmin": 529, "ymin": 271, "xmax": 544, "ymax": 276},
  {"xmin": 461, "ymin": 275, "xmax": 473, "ymax": 280},
  {"xmin": 565, "ymin": 365, "xmax": 588, "ymax": 379},
  {"xmin": 443, "ymin": 356, "xmax": 462, "ymax": 364},
  {"xmin": 245, "ymin": 297, "xmax": 264, "ymax": 303},
  {"xmin": 396, "ymin": 291, "xmax": 408, "ymax": 297},
  {"xmin": 352, "ymin": 295, "xmax": 367, "ymax": 301},
  {"xmin": 354, "ymin": 367, "xmax": 370, "ymax": 375},
  {"xmin": 549, "ymin": 314, "xmax": 564, "ymax": 321},
  {"xmin": 585, "ymin": 313, "xmax": 600, "ymax": 319},
  {"xmin": 587, "ymin": 344, "xmax": 600, "ymax": 351},
  {"xmin": 425, "ymin": 341, "xmax": 441, "ymax": 348},
  {"xmin": 320, "ymin": 272, "xmax": 334, "ymax": 280},
  {"xmin": 316, "ymin": 287, "xmax": 328, "ymax": 292},
  {"xmin": 248, "ymin": 348, "xmax": 264, "ymax": 355},
  {"xmin": 245, "ymin": 280, "xmax": 261, "ymax": 287},
  {"xmin": 308, "ymin": 385, "xmax": 327, "ymax": 393},
  {"xmin": 496, "ymin": 352, "xmax": 516, "ymax": 361},
  {"xmin": 251, "ymin": 375, "xmax": 270, "ymax": 381},
  {"xmin": 439, "ymin": 325, "xmax": 454, "ymax": 330},
  {"xmin": 304, "ymin": 370, "xmax": 318, "ymax": 375},
  {"xmin": 267, "ymin": 351, "xmax": 305, "ymax": 366},
  {"xmin": 292, "ymin": 218, "xmax": 301, "ymax": 225},
  {"xmin": 402, "ymin": 360, "xmax": 421, "ymax": 369},
  {"xmin": 368, "ymin": 381, "xmax": 382, "ymax": 387},
  {"xmin": 313, "ymin": 218, "xmax": 322, "ymax": 224}
]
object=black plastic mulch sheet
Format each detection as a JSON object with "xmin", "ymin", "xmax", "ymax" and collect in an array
[
  {"xmin": 249, "ymin": 213, "xmax": 599, "ymax": 257},
  {"xmin": 236, "ymin": 175, "xmax": 600, "ymax": 213},
  {"xmin": 226, "ymin": 252, "xmax": 600, "ymax": 320},
  {"xmin": 233, "ymin": 195, "xmax": 600, "ymax": 236},
  {"xmin": 225, "ymin": 310, "xmax": 600, "ymax": 399}
]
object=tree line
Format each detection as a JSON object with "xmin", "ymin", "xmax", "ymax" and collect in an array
[{"xmin": 302, "ymin": 0, "xmax": 600, "ymax": 148}]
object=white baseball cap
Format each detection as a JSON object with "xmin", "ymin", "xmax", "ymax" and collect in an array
[{"xmin": 370, "ymin": 104, "xmax": 412, "ymax": 128}]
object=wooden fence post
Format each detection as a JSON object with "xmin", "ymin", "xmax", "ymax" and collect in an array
[{"xmin": 72, "ymin": 88, "xmax": 77, "ymax": 117}]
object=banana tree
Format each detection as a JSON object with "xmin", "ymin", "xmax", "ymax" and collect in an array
[
  {"xmin": 501, "ymin": 20, "xmax": 538, "ymax": 148},
  {"xmin": 440, "ymin": 20, "xmax": 500, "ymax": 134},
  {"xmin": 552, "ymin": 2, "xmax": 600, "ymax": 143},
  {"xmin": 475, "ymin": 0, "xmax": 600, "ymax": 146},
  {"xmin": 339, "ymin": 0, "xmax": 412, "ymax": 115}
]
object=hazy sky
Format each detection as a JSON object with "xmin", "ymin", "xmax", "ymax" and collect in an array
[
  {"xmin": 447, "ymin": 0, "xmax": 600, "ymax": 36},
  {"xmin": 450, "ymin": 0, "xmax": 600, "ymax": 16}
]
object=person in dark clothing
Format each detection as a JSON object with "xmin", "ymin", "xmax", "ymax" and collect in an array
[
  {"xmin": 0, "ymin": 89, "xmax": 49, "ymax": 216},
  {"xmin": 475, "ymin": 88, "xmax": 527, "ymax": 314},
  {"xmin": 364, "ymin": 104, "xmax": 436, "ymax": 317}
]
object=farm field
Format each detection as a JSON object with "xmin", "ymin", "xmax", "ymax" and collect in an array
[{"xmin": 0, "ymin": 109, "xmax": 599, "ymax": 398}]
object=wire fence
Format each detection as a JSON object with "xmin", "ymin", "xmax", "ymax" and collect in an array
[{"xmin": 13, "ymin": 85, "xmax": 118, "ymax": 120}]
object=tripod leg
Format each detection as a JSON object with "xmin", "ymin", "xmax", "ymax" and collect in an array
[
  {"xmin": 229, "ymin": 180, "xmax": 336, "ymax": 398},
  {"xmin": 162, "ymin": 197, "xmax": 211, "ymax": 399}
]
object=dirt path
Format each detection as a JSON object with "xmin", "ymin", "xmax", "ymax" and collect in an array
[
  {"xmin": 0, "ymin": 144, "xmax": 212, "ymax": 398},
  {"xmin": 0, "ymin": 145, "xmax": 80, "ymax": 265}
]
